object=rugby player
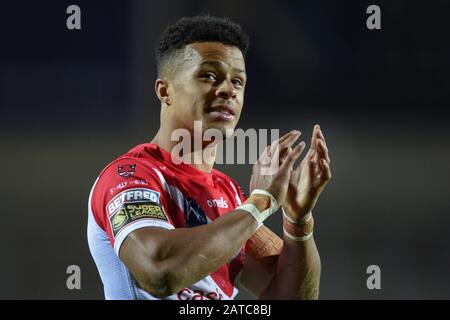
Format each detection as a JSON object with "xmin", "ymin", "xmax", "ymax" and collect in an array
[{"xmin": 87, "ymin": 15, "xmax": 331, "ymax": 300}]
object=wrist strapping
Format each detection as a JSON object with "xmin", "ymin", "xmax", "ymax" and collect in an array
[
  {"xmin": 282, "ymin": 209, "xmax": 312, "ymax": 224},
  {"xmin": 283, "ymin": 229, "xmax": 314, "ymax": 242},
  {"xmin": 282, "ymin": 210, "xmax": 314, "ymax": 242},
  {"xmin": 237, "ymin": 189, "xmax": 279, "ymax": 228}
]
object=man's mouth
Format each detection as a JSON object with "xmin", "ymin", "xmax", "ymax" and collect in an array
[{"xmin": 207, "ymin": 104, "xmax": 236, "ymax": 121}]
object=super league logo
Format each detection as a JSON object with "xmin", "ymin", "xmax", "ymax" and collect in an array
[{"xmin": 118, "ymin": 164, "xmax": 136, "ymax": 179}]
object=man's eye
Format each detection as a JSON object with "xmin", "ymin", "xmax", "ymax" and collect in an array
[
  {"xmin": 233, "ymin": 79, "xmax": 243, "ymax": 87},
  {"xmin": 202, "ymin": 73, "xmax": 216, "ymax": 81}
]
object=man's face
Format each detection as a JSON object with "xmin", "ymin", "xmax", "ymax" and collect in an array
[{"xmin": 165, "ymin": 42, "xmax": 246, "ymax": 138}]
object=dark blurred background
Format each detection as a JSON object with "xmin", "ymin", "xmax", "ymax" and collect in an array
[{"xmin": 1, "ymin": 0, "xmax": 449, "ymax": 299}]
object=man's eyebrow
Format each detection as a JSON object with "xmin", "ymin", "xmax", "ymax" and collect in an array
[{"xmin": 199, "ymin": 61, "xmax": 246, "ymax": 74}]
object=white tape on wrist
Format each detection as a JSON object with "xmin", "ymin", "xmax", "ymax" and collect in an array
[
  {"xmin": 282, "ymin": 209, "xmax": 312, "ymax": 225},
  {"xmin": 237, "ymin": 189, "xmax": 280, "ymax": 228},
  {"xmin": 237, "ymin": 203, "xmax": 264, "ymax": 228},
  {"xmin": 251, "ymin": 189, "xmax": 279, "ymax": 209},
  {"xmin": 283, "ymin": 228, "xmax": 314, "ymax": 242}
]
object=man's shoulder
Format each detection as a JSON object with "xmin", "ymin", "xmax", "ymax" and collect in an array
[
  {"xmin": 90, "ymin": 143, "xmax": 165, "ymax": 198},
  {"xmin": 97, "ymin": 143, "xmax": 156, "ymax": 177},
  {"xmin": 90, "ymin": 143, "xmax": 166, "ymax": 207}
]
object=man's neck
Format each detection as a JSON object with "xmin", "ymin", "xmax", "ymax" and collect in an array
[{"xmin": 151, "ymin": 128, "xmax": 217, "ymax": 174}]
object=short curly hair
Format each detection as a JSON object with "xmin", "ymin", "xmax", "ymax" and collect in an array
[{"xmin": 155, "ymin": 15, "xmax": 249, "ymax": 76}]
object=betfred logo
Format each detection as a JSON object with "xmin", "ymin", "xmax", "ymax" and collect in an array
[
  {"xmin": 107, "ymin": 188, "xmax": 160, "ymax": 215},
  {"xmin": 206, "ymin": 197, "xmax": 229, "ymax": 209}
]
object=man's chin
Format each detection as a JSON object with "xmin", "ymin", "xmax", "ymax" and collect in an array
[
  {"xmin": 188, "ymin": 119, "xmax": 237, "ymax": 142},
  {"xmin": 204, "ymin": 123, "xmax": 236, "ymax": 140}
]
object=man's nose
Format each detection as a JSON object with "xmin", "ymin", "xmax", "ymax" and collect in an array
[{"xmin": 215, "ymin": 80, "xmax": 237, "ymax": 100}]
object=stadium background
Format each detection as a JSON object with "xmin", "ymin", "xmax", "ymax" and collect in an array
[{"xmin": 1, "ymin": 0, "xmax": 449, "ymax": 299}]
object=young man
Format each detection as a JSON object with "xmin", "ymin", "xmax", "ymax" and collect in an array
[{"xmin": 87, "ymin": 15, "xmax": 331, "ymax": 300}]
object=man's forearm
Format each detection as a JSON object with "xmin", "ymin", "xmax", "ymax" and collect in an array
[
  {"xmin": 123, "ymin": 208, "xmax": 260, "ymax": 297},
  {"xmin": 154, "ymin": 194, "xmax": 274, "ymax": 294},
  {"xmin": 160, "ymin": 209, "xmax": 258, "ymax": 292},
  {"xmin": 261, "ymin": 227, "xmax": 321, "ymax": 299},
  {"xmin": 121, "ymin": 187, "xmax": 279, "ymax": 298}
]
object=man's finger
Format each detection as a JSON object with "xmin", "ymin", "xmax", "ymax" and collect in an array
[
  {"xmin": 279, "ymin": 131, "xmax": 301, "ymax": 151},
  {"xmin": 310, "ymin": 124, "xmax": 320, "ymax": 150},
  {"xmin": 280, "ymin": 141, "xmax": 306, "ymax": 172},
  {"xmin": 317, "ymin": 139, "xmax": 330, "ymax": 164},
  {"xmin": 270, "ymin": 130, "xmax": 300, "ymax": 156},
  {"xmin": 317, "ymin": 128, "xmax": 328, "ymax": 147},
  {"xmin": 320, "ymin": 158, "xmax": 332, "ymax": 180},
  {"xmin": 268, "ymin": 130, "xmax": 299, "ymax": 155},
  {"xmin": 279, "ymin": 130, "xmax": 299, "ymax": 144},
  {"xmin": 292, "ymin": 165, "xmax": 301, "ymax": 184},
  {"xmin": 309, "ymin": 145, "xmax": 318, "ymax": 165},
  {"xmin": 279, "ymin": 147, "xmax": 291, "ymax": 164},
  {"xmin": 309, "ymin": 149, "xmax": 319, "ymax": 173},
  {"xmin": 276, "ymin": 130, "xmax": 300, "ymax": 146}
]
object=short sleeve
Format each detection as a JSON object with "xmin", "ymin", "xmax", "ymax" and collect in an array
[
  {"xmin": 90, "ymin": 157, "xmax": 174, "ymax": 256},
  {"xmin": 227, "ymin": 179, "xmax": 248, "ymax": 257},
  {"xmin": 228, "ymin": 179, "xmax": 247, "ymax": 206}
]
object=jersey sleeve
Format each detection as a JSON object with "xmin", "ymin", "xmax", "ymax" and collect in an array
[
  {"xmin": 227, "ymin": 178, "xmax": 248, "ymax": 259},
  {"xmin": 228, "ymin": 179, "xmax": 247, "ymax": 206},
  {"xmin": 90, "ymin": 157, "xmax": 174, "ymax": 256}
]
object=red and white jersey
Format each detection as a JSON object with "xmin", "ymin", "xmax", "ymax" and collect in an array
[{"xmin": 87, "ymin": 143, "xmax": 247, "ymax": 300}]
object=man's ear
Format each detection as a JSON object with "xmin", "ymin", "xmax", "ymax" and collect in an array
[{"xmin": 155, "ymin": 79, "xmax": 171, "ymax": 106}]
